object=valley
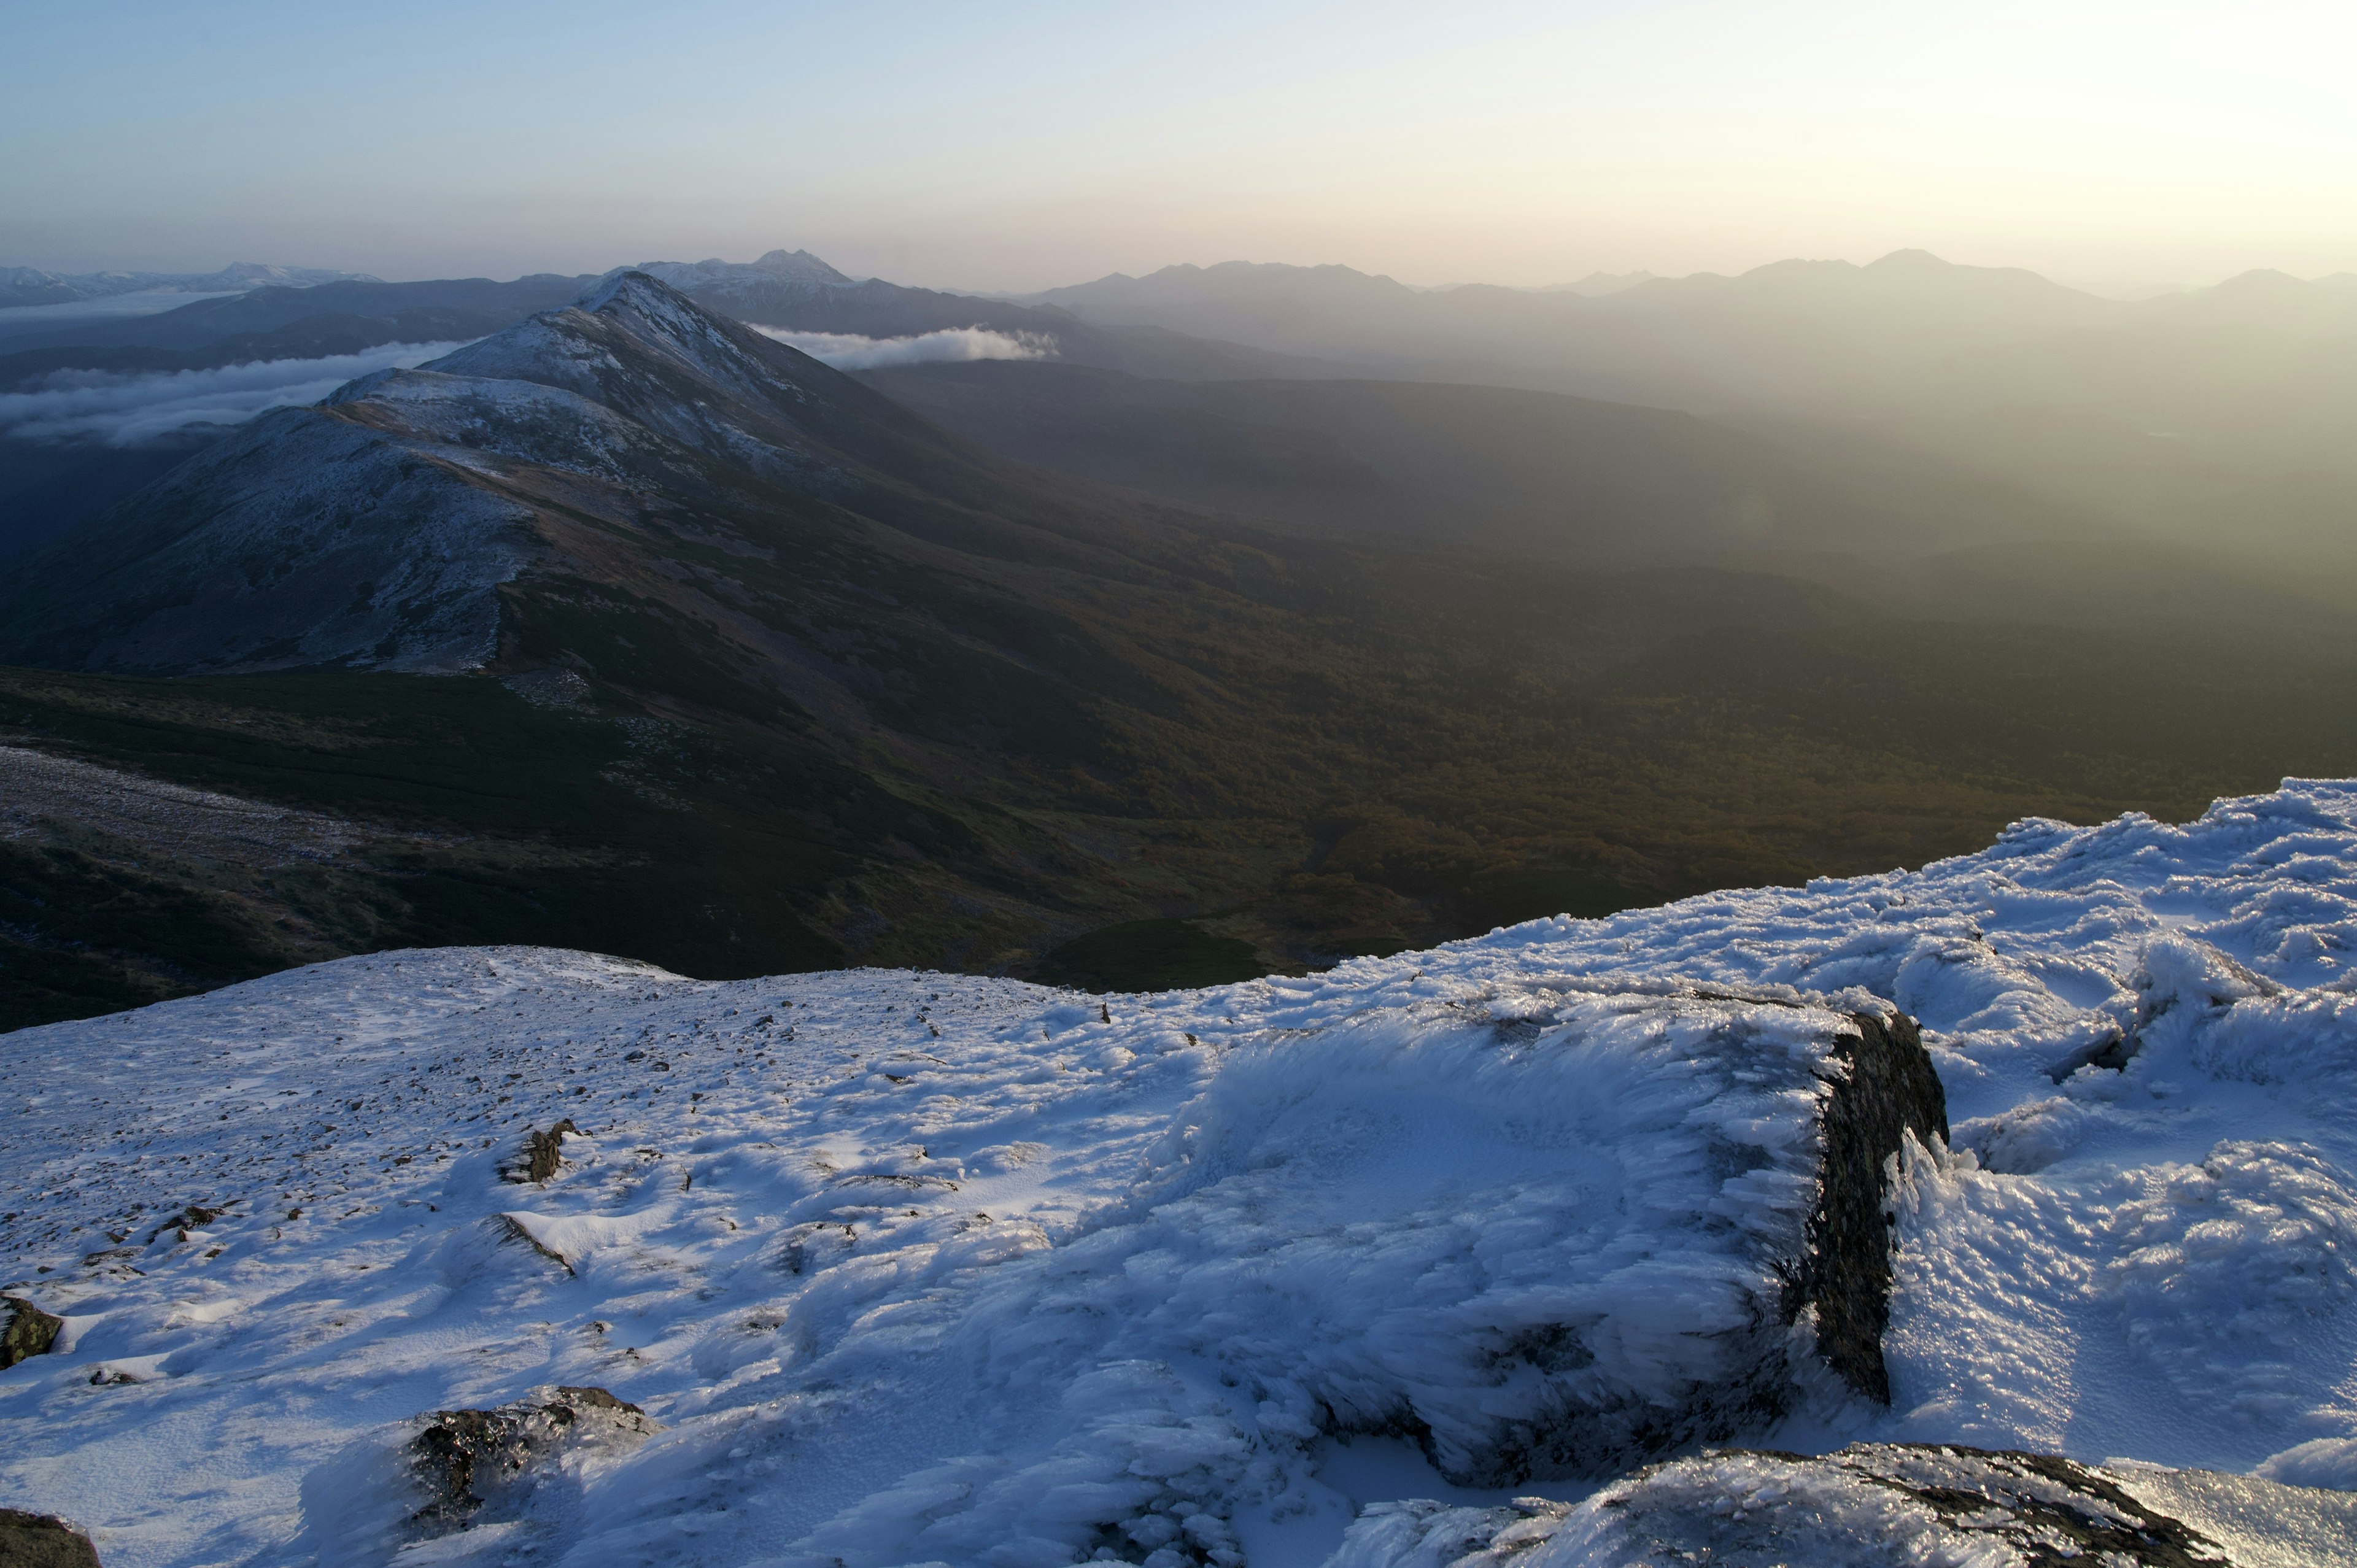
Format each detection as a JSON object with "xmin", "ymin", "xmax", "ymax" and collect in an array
[{"xmin": 4, "ymin": 269, "xmax": 2356, "ymax": 1030}]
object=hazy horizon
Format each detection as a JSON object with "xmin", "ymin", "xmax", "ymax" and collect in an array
[
  {"xmin": 9, "ymin": 0, "xmax": 2353, "ymax": 295},
  {"xmin": 6, "ymin": 244, "xmax": 2350, "ymax": 305}
]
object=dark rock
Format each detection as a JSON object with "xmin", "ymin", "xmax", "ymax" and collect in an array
[
  {"xmin": 0, "ymin": 1296, "xmax": 63, "ymax": 1370},
  {"xmin": 1342, "ymin": 1443, "xmax": 2279, "ymax": 1566},
  {"xmin": 0, "ymin": 1509, "xmax": 102, "ymax": 1567},
  {"xmin": 408, "ymin": 1388, "xmax": 656, "ymax": 1530},
  {"xmin": 502, "ymin": 1120, "xmax": 578, "ymax": 1184},
  {"xmin": 1784, "ymin": 1008, "xmax": 1949, "ymax": 1404},
  {"xmin": 144, "ymin": 1203, "xmax": 227, "ymax": 1243}
]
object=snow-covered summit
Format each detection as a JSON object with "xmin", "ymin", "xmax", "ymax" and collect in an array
[
  {"xmin": 9, "ymin": 781, "xmax": 2357, "ymax": 1564},
  {"xmin": 1, "ymin": 273, "xmax": 927, "ymax": 674}
]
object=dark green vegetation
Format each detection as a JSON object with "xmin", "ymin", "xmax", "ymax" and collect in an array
[
  {"xmin": 6, "ymin": 272, "xmax": 2357, "ymax": 1029},
  {"xmin": 1034, "ymin": 920, "xmax": 1264, "ymax": 992},
  {"xmin": 10, "ymin": 576, "xmax": 2357, "ymax": 1030}
]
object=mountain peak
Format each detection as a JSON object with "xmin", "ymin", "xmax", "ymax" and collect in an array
[
  {"xmin": 751, "ymin": 248, "xmax": 854, "ymax": 284},
  {"xmin": 576, "ymin": 266, "xmax": 676, "ymax": 315},
  {"xmin": 1865, "ymin": 247, "xmax": 1954, "ymax": 271},
  {"xmin": 619, "ymin": 250, "xmax": 859, "ymax": 301}
]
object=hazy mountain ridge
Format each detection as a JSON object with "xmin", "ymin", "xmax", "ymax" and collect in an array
[
  {"xmin": 0, "ymin": 261, "xmax": 378, "ymax": 309},
  {"xmin": 0, "ymin": 274, "xmax": 598, "ymax": 357},
  {"xmin": 860, "ymin": 360, "xmax": 2102, "ymax": 564},
  {"xmin": 1018, "ymin": 250, "xmax": 2357, "ymax": 593}
]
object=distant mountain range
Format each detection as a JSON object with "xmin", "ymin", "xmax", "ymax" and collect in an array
[
  {"xmin": 1012, "ymin": 251, "xmax": 2357, "ymax": 590},
  {"xmin": 0, "ymin": 261, "xmax": 377, "ymax": 309}
]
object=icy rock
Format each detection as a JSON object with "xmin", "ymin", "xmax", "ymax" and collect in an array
[
  {"xmin": 1509, "ymin": 1443, "xmax": 2271, "ymax": 1567},
  {"xmin": 0, "ymin": 1295, "xmax": 63, "ymax": 1369},
  {"xmin": 1323, "ymin": 1497, "xmax": 1573, "ymax": 1568},
  {"xmin": 0, "ymin": 1508, "xmax": 102, "ymax": 1568},
  {"xmin": 410, "ymin": 1386, "xmax": 656, "ymax": 1529},
  {"xmin": 1792, "ymin": 1005, "xmax": 1949, "ymax": 1405}
]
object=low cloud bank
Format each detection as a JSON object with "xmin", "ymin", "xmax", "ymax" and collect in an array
[
  {"xmin": 0, "ymin": 341, "xmax": 474, "ymax": 446},
  {"xmin": 751, "ymin": 324, "xmax": 1050, "ymax": 370}
]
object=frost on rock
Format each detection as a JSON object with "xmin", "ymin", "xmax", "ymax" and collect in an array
[
  {"xmin": 290, "ymin": 1386, "xmax": 657, "ymax": 1568},
  {"xmin": 1492, "ymin": 1443, "xmax": 2241, "ymax": 1567}
]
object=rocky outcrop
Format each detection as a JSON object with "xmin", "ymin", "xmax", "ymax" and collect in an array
[
  {"xmin": 0, "ymin": 1296, "xmax": 63, "ymax": 1370},
  {"xmin": 503, "ymin": 1119, "xmax": 577, "ymax": 1184},
  {"xmin": 409, "ymin": 1387, "xmax": 656, "ymax": 1532},
  {"xmin": 1790, "ymin": 1008, "xmax": 1949, "ymax": 1404},
  {"xmin": 1330, "ymin": 1443, "xmax": 2351, "ymax": 1566},
  {"xmin": 0, "ymin": 1509, "xmax": 102, "ymax": 1567}
]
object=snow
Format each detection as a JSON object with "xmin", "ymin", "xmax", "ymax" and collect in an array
[{"xmin": 8, "ymin": 780, "xmax": 2357, "ymax": 1565}]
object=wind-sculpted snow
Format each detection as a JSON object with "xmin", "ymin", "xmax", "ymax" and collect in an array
[{"xmin": 8, "ymin": 782, "xmax": 2357, "ymax": 1566}]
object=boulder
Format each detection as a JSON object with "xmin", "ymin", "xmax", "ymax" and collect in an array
[
  {"xmin": 0, "ymin": 1296, "xmax": 63, "ymax": 1370},
  {"xmin": 0, "ymin": 1509, "xmax": 102, "ymax": 1568},
  {"xmin": 409, "ymin": 1386, "xmax": 654, "ymax": 1529}
]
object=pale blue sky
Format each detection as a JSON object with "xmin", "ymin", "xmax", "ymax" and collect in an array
[{"xmin": 7, "ymin": 0, "xmax": 2352, "ymax": 290}]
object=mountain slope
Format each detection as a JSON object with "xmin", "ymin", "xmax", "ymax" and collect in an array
[{"xmin": 860, "ymin": 360, "xmax": 2097, "ymax": 562}]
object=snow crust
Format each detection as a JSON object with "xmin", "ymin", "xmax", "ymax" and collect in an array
[{"xmin": 9, "ymin": 781, "xmax": 2357, "ymax": 1566}]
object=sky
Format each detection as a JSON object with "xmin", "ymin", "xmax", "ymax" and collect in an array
[{"xmin": 6, "ymin": 0, "xmax": 2354, "ymax": 293}]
